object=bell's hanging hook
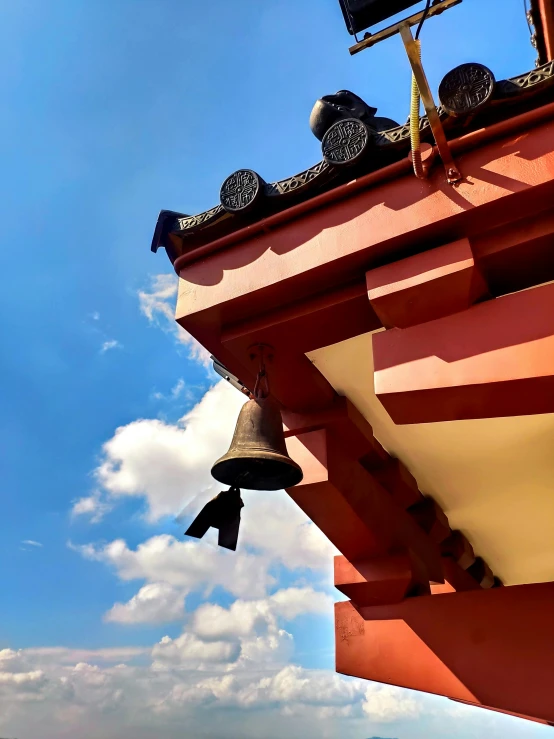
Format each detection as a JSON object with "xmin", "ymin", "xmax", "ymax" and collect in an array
[{"xmin": 249, "ymin": 344, "xmax": 273, "ymax": 400}]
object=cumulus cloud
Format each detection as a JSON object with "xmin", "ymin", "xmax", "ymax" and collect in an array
[
  {"xmin": 362, "ymin": 684, "xmax": 421, "ymax": 722},
  {"xmin": 190, "ymin": 587, "xmax": 332, "ymax": 642},
  {"xmin": 105, "ymin": 583, "xmax": 186, "ymax": 625},
  {"xmin": 94, "ymin": 380, "xmax": 246, "ymax": 521},
  {"xmin": 176, "ymin": 587, "xmax": 331, "ymax": 671},
  {"xmin": 155, "ymin": 664, "xmax": 368, "ymax": 716},
  {"xmin": 249, "ymin": 665, "xmax": 363, "ymax": 708},
  {"xmin": 0, "ymin": 649, "xmax": 32, "ymax": 674},
  {"xmin": 70, "ymin": 529, "xmax": 337, "ymax": 627},
  {"xmin": 0, "ymin": 670, "xmax": 46, "ymax": 688},
  {"xmin": 152, "ymin": 633, "xmax": 241, "ymax": 669},
  {"xmin": 71, "ymin": 534, "xmax": 275, "ymax": 601},
  {"xmin": 149, "ymin": 587, "xmax": 330, "ymax": 672},
  {"xmin": 0, "ymin": 638, "xmax": 510, "ymax": 739},
  {"xmin": 138, "ymin": 273, "xmax": 210, "ymax": 364},
  {"xmin": 0, "ymin": 649, "xmax": 381, "ymax": 739}
]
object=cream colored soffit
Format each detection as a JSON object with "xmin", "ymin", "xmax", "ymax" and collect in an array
[{"xmin": 308, "ymin": 332, "xmax": 554, "ymax": 586}]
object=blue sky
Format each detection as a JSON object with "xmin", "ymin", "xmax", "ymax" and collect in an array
[{"xmin": 0, "ymin": 0, "xmax": 550, "ymax": 737}]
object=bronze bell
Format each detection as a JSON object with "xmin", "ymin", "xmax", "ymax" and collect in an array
[{"xmin": 211, "ymin": 396, "xmax": 303, "ymax": 491}]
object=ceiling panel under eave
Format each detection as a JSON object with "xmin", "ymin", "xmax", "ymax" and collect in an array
[{"xmin": 307, "ymin": 331, "xmax": 554, "ymax": 587}]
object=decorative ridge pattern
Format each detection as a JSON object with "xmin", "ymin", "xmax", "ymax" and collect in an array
[{"xmin": 152, "ymin": 61, "xmax": 554, "ymax": 259}]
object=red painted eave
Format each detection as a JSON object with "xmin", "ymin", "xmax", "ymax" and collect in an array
[{"xmin": 172, "ymin": 100, "xmax": 554, "ymax": 274}]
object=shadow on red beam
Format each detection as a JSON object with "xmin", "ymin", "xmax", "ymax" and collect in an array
[
  {"xmin": 221, "ymin": 281, "xmax": 380, "ymax": 356},
  {"xmin": 286, "ymin": 429, "xmax": 443, "ymax": 582},
  {"xmin": 336, "ymin": 582, "xmax": 554, "ymax": 723},
  {"xmin": 173, "ymin": 102, "xmax": 554, "ymax": 273},
  {"xmin": 373, "ymin": 280, "xmax": 554, "ymax": 423},
  {"xmin": 472, "ymin": 206, "xmax": 554, "ymax": 297},
  {"xmin": 179, "ymin": 316, "xmax": 337, "ymax": 413}
]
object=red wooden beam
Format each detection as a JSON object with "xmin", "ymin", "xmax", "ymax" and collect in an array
[
  {"xmin": 283, "ymin": 396, "xmax": 389, "ymax": 467},
  {"xmin": 284, "ymin": 399, "xmax": 498, "ymax": 592},
  {"xmin": 365, "ymin": 238, "xmax": 489, "ymax": 329},
  {"xmin": 533, "ymin": 0, "xmax": 554, "ymax": 62},
  {"xmin": 286, "ymin": 429, "xmax": 444, "ymax": 582},
  {"xmin": 334, "ymin": 553, "xmax": 431, "ymax": 607},
  {"xmin": 373, "ymin": 280, "xmax": 554, "ymax": 423},
  {"xmin": 336, "ymin": 582, "xmax": 554, "ymax": 723},
  {"xmin": 471, "ymin": 208, "xmax": 554, "ymax": 297}
]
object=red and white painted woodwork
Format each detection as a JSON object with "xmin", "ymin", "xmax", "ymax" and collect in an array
[{"xmin": 173, "ymin": 105, "xmax": 554, "ymax": 724}]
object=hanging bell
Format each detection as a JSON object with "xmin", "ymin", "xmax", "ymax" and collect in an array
[{"xmin": 211, "ymin": 396, "xmax": 303, "ymax": 491}]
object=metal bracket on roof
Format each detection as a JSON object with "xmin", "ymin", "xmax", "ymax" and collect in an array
[
  {"xmin": 347, "ymin": 0, "xmax": 462, "ymax": 186},
  {"xmin": 399, "ymin": 22, "xmax": 461, "ymax": 184},
  {"xmin": 211, "ymin": 356, "xmax": 252, "ymax": 397},
  {"xmin": 348, "ymin": 0, "xmax": 462, "ymax": 54}
]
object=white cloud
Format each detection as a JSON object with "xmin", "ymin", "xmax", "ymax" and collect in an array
[
  {"xmin": 152, "ymin": 633, "xmax": 241, "ymax": 669},
  {"xmin": 235, "ymin": 628, "xmax": 294, "ymax": 669},
  {"xmin": 94, "ymin": 380, "xmax": 246, "ymax": 522},
  {"xmin": 249, "ymin": 665, "xmax": 363, "ymax": 708},
  {"xmin": 150, "ymin": 587, "xmax": 330, "ymax": 676},
  {"xmin": 0, "ymin": 649, "xmax": 31, "ymax": 673},
  {"xmin": 0, "ymin": 637, "xmax": 513, "ymax": 739},
  {"xmin": 182, "ymin": 587, "xmax": 331, "ymax": 671},
  {"xmin": 269, "ymin": 587, "xmax": 332, "ymax": 620},
  {"xmin": 240, "ymin": 495, "xmax": 337, "ymax": 572},
  {"xmin": 71, "ymin": 492, "xmax": 112, "ymax": 523},
  {"xmin": 157, "ymin": 664, "xmax": 367, "ymax": 714},
  {"xmin": 105, "ymin": 583, "xmax": 186, "ymax": 625},
  {"xmin": 191, "ymin": 588, "xmax": 332, "ymax": 642},
  {"xmin": 100, "ymin": 339, "xmax": 122, "ymax": 353},
  {"xmin": 0, "ymin": 670, "xmax": 46, "ymax": 688},
  {"xmin": 70, "ymin": 531, "xmax": 335, "ymax": 627},
  {"xmin": 362, "ymin": 684, "xmax": 421, "ymax": 722},
  {"xmin": 71, "ymin": 534, "xmax": 275, "ymax": 601},
  {"xmin": 21, "ymin": 540, "xmax": 42, "ymax": 547},
  {"xmin": 138, "ymin": 273, "xmax": 210, "ymax": 365},
  {"xmin": 90, "ymin": 311, "xmax": 100, "ymax": 321}
]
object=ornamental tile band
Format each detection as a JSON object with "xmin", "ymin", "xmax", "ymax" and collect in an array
[{"xmin": 151, "ymin": 60, "xmax": 554, "ymax": 259}]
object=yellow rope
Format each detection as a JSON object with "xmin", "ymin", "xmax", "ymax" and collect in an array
[{"xmin": 410, "ymin": 39, "xmax": 425, "ymax": 179}]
